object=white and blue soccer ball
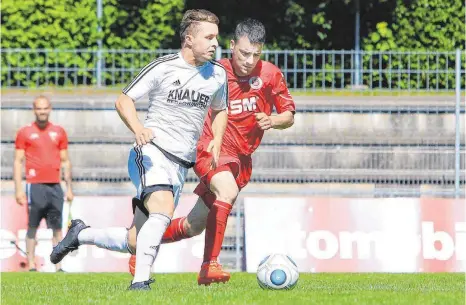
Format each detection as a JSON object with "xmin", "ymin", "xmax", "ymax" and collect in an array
[{"xmin": 256, "ymin": 253, "xmax": 299, "ymax": 290}]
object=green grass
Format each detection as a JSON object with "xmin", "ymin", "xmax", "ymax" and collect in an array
[{"xmin": 1, "ymin": 273, "xmax": 464, "ymax": 305}]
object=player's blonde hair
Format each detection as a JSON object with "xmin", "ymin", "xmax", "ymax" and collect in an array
[{"xmin": 179, "ymin": 9, "xmax": 219, "ymax": 43}]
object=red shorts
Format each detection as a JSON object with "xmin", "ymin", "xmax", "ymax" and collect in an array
[{"xmin": 193, "ymin": 140, "xmax": 252, "ymax": 201}]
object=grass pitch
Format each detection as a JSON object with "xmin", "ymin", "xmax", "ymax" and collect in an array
[{"xmin": 1, "ymin": 272, "xmax": 464, "ymax": 305}]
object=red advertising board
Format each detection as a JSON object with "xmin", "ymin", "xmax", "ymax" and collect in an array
[
  {"xmin": 244, "ymin": 197, "xmax": 465, "ymax": 273},
  {"xmin": 1, "ymin": 195, "xmax": 205, "ymax": 272}
]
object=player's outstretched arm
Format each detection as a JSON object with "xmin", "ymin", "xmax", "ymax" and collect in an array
[
  {"xmin": 208, "ymin": 109, "xmax": 228, "ymax": 168},
  {"xmin": 270, "ymin": 110, "xmax": 294, "ymax": 130},
  {"xmin": 115, "ymin": 93, "xmax": 153, "ymax": 145},
  {"xmin": 255, "ymin": 110, "xmax": 294, "ymax": 131}
]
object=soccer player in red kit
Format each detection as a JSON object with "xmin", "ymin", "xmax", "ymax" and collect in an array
[{"xmin": 128, "ymin": 18, "xmax": 296, "ymax": 285}]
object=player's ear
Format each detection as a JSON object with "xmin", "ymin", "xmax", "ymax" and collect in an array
[
  {"xmin": 185, "ymin": 34, "xmax": 194, "ymax": 47},
  {"xmin": 230, "ymin": 39, "xmax": 235, "ymax": 51}
]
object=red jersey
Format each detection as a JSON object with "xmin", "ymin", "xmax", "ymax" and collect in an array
[
  {"xmin": 201, "ymin": 58, "xmax": 295, "ymax": 156},
  {"xmin": 15, "ymin": 122, "xmax": 68, "ymax": 183}
]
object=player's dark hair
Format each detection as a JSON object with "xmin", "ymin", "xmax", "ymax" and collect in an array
[
  {"xmin": 180, "ymin": 9, "xmax": 219, "ymax": 43},
  {"xmin": 234, "ymin": 18, "xmax": 266, "ymax": 44}
]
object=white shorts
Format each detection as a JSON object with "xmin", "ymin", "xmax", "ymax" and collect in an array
[{"xmin": 127, "ymin": 143, "xmax": 189, "ymax": 207}]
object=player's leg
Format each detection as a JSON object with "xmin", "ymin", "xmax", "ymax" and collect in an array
[
  {"xmin": 127, "ymin": 198, "xmax": 149, "ymax": 276},
  {"xmin": 161, "ymin": 149, "xmax": 239, "ymax": 243},
  {"xmin": 78, "ymin": 149, "xmax": 148, "ymax": 257},
  {"xmin": 130, "ymin": 190, "xmax": 173, "ymax": 287},
  {"xmin": 51, "ymin": 218, "xmax": 133, "ymax": 265},
  {"xmin": 50, "ymin": 148, "xmax": 145, "ymax": 265},
  {"xmin": 127, "ymin": 197, "xmax": 149, "ymax": 253},
  {"xmin": 26, "ymin": 183, "xmax": 46, "ymax": 271},
  {"xmin": 76, "ymin": 197, "xmax": 144, "ymax": 253},
  {"xmin": 161, "ymin": 194, "xmax": 210, "ymax": 243},
  {"xmin": 46, "ymin": 184, "xmax": 65, "ymax": 271},
  {"xmin": 130, "ymin": 144, "xmax": 187, "ymax": 289},
  {"xmin": 128, "ymin": 193, "xmax": 209, "ymax": 276},
  {"xmin": 198, "ymin": 169, "xmax": 239, "ymax": 285}
]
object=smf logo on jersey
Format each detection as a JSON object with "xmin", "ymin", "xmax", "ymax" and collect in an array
[
  {"xmin": 249, "ymin": 76, "xmax": 263, "ymax": 90},
  {"xmin": 228, "ymin": 96, "xmax": 257, "ymax": 115},
  {"xmin": 49, "ymin": 131, "xmax": 58, "ymax": 143},
  {"xmin": 167, "ymin": 89, "xmax": 210, "ymax": 109}
]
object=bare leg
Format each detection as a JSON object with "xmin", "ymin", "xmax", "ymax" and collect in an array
[
  {"xmin": 26, "ymin": 227, "xmax": 37, "ymax": 270},
  {"xmin": 52, "ymin": 229, "xmax": 63, "ymax": 271}
]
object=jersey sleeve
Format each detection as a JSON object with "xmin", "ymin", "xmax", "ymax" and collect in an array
[
  {"xmin": 15, "ymin": 128, "xmax": 26, "ymax": 150},
  {"xmin": 122, "ymin": 60, "xmax": 163, "ymax": 101},
  {"xmin": 270, "ymin": 69, "xmax": 296, "ymax": 114},
  {"xmin": 58, "ymin": 128, "xmax": 69, "ymax": 150},
  {"xmin": 210, "ymin": 69, "xmax": 228, "ymax": 111}
]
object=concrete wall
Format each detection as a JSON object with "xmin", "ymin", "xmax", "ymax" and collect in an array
[{"xmin": 2, "ymin": 93, "xmax": 464, "ymax": 185}]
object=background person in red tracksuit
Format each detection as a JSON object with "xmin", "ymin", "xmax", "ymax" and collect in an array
[{"xmin": 14, "ymin": 96, "xmax": 74, "ymax": 272}]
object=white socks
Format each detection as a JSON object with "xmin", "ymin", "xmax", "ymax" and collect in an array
[
  {"xmin": 132, "ymin": 213, "xmax": 171, "ymax": 284},
  {"xmin": 78, "ymin": 227, "xmax": 129, "ymax": 253}
]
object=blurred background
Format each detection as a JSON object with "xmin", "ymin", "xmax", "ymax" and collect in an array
[{"xmin": 1, "ymin": 0, "xmax": 465, "ymax": 272}]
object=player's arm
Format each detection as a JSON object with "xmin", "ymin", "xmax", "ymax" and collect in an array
[
  {"xmin": 269, "ymin": 110, "xmax": 294, "ymax": 130},
  {"xmin": 256, "ymin": 70, "xmax": 296, "ymax": 131},
  {"xmin": 207, "ymin": 71, "xmax": 229, "ymax": 168},
  {"xmin": 115, "ymin": 93, "xmax": 148, "ymax": 141},
  {"xmin": 60, "ymin": 149, "xmax": 74, "ymax": 201},
  {"xmin": 210, "ymin": 109, "xmax": 228, "ymax": 148},
  {"xmin": 13, "ymin": 149, "xmax": 26, "ymax": 205},
  {"xmin": 58, "ymin": 129, "xmax": 73, "ymax": 201},
  {"xmin": 116, "ymin": 60, "xmax": 160, "ymax": 145},
  {"xmin": 256, "ymin": 110, "xmax": 294, "ymax": 130}
]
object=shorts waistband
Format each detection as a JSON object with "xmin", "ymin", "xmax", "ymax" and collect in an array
[{"xmin": 151, "ymin": 143, "xmax": 195, "ymax": 169}]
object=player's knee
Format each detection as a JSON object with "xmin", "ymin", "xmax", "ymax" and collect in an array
[
  {"xmin": 127, "ymin": 227, "xmax": 137, "ymax": 254},
  {"xmin": 52, "ymin": 229, "xmax": 62, "ymax": 238},
  {"xmin": 213, "ymin": 185, "xmax": 238, "ymax": 204},
  {"xmin": 209, "ymin": 171, "xmax": 239, "ymax": 204},
  {"xmin": 26, "ymin": 227, "xmax": 37, "ymax": 239},
  {"xmin": 184, "ymin": 218, "xmax": 205, "ymax": 236}
]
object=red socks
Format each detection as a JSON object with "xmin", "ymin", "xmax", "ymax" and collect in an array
[
  {"xmin": 203, "ymin": 200, "xmax": 232, "ymax": 263},
  {"xmin": 161, "ymin": 197, "xmax": 233, "ymax": 265},
  {"xmin": 161, "ymin": 217, "xmax": 189, "ymax": 243}
]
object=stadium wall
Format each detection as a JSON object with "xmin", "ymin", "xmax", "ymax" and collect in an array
[{"xmin": 1, "ymin": 93, "xmax": 464, "ymax": 197}]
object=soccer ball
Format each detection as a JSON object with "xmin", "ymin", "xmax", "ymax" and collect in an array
[{"xmin": 256, "ymin": 253, "xmax": 299, "ymax": 290}]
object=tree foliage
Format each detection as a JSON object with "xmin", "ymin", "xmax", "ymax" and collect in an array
[
  {"xmin": 364, "ymin": 0, "xmax": 465, "ymax": 51},
  {"xmin": 361, "ymin": 0, "xmax": 465, "ymax": 90},
  {"xmin": 1, "ymin": 0, "xmax": 184, "ymax": 86},
  {"xmin": 1, "ymin": 0, "xmax": 464, "ymax": 88}
]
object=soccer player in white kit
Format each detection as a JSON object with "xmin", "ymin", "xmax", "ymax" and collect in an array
[{"xmin": 50, "ymin": 9, "xmax": 228, "ymax": 290}]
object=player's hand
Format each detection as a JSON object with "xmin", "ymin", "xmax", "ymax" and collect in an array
[
  {"xmin": 255, "ymin": 112, "xmax": 273, "ymax": 130},
  {"xmin": 206, "ymin": 140, "xmax": 220, "ymax": 169},
  {"xmin": 15, "ymin": 190, "xmax": 27, "ymax": 206},
  {"xmin": 135, "ymin": 127, "xmax": 154, "ymax": 146},
  {"xmin": 66, "ymin": 189, "xmax": 74, "ymax": 202}
]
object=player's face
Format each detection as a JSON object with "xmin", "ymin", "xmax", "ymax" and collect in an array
[
  {"xmin": 230, "ymin": 36, "xmax": 263, "ymax": 76},
  {"xmin": 33, "ymin": 98, "xmax": 51, "ymax": 123},
  {"xmin": 189, "ymin": 22, "xmax": 219, "ymax": 64}
]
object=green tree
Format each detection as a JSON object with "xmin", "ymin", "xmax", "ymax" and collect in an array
[
  {"xmin": 1, "ymin": 0, "xmax": 184, "ymax": 86},
  {"xmin": 1, "ymin": 0, "xmax": 100, "ymax": 49},
  {"xmin": 362, "ymin": 0, "xmax": 465, "ymax": 90},
  {"xmin": 365, "ymin": 0, "xmax": 465, "ymax": 51}
]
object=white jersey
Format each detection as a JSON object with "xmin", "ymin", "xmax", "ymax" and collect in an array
[{"xmin": 123, "ymin": 52, "xmax": 228, "ymax": 162}]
